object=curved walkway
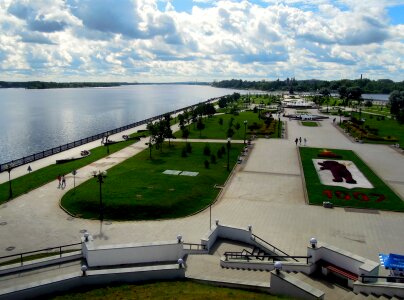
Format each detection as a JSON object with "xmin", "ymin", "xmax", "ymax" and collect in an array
[{"xmin": 0, "ymin": 109, "xmax": 403, "ymax": 267}]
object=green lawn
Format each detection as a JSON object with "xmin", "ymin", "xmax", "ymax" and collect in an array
[
  {"xmin": 48, "ymin": 281, "xmax": 291, "ymax": 300},
  {"xmin": 301, "ymin": 121, "xmax": 318, "ymax": 127},
  {"xmin": 342, "ymin": 112, "xmax": 404, "ymax": 147},
  {"xmin": 362, "ymin": 105, "xmax": 391, "ymax": 117},
  {"xmin": 174, "ymin": 111, "xmax": 281, "ymax": 140},
  {"xmin": 0, "ymin": 139, "xmax": 141, "ymax": 204},
  {"xmin": 61, "ymin": 142, "xmax": 243, "ymax": 220},
  {"xmin": 299, "ymin": 147, "xmax": 404, "ymax": 211}
]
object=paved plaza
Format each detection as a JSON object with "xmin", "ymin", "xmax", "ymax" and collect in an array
[{"xmin": 0, "ymin": 108, "xmax": 403, "ymax": 270}]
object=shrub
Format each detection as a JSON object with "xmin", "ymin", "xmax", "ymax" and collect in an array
[
  {"xmin": 186, "ymin": 142, "xmax": 192, "ymax": 153},
  {"xmin": 181, "ymin": 147, "xmax": 187, "ymax": 157},
  {"xmin": 217, "ymin": 149, "xmax": 222, "ymax": 159},
  {"xmin": 203, "ymin": 144, "xmax": 211, "ymax": 156},
  {"xmin": 210, "ymin": 154, "xmax": 216, "ymax": 164},
  {"xmin": 221, "ymin": 146, "xmax": 226, "ymax": 155},
  {"xmin": 204, "ymin": 160, "xmax": 210, "ymax": 169}
]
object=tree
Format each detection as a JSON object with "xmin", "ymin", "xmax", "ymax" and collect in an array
[
  {"xmin": 181, "ymin": 127, "xmax": 189, "ymax": 140},
  {"xmin": 347, "ymin": 86, "xmax": 363, "ymax": 106},
  {"xmin": 196, "ymin": 118, "xmax": 205, "ymax": 138},
  {"xmin": 338, "ymin": 86, "xmax": 348, "ymax": 106},
  {"xmin": 218, "ymin": 117, "xmax": 223, "ymax": 126},
  {"xmin": 235, "ymin": 122, "xmax": 241, "ymax": 131},
  {"xmin": 227, "ymin": 127, "xmax": 235, "ymax": 138},
  {"xmin": 146, "ymin": 122, "xmax": 157, "ymax": 159},
  {"xmin": 319, "ymin": 88, "xmax": 331, "ymax": 113},
  {"xmin": 389, "ymin": 90, "xmax": 404, "ymax": 124}
]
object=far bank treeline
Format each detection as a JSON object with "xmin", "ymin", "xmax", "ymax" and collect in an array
[
  {"xmin": 0, "ymin": 81, "xmax": 130, "ymax": 89},
  {"xmin": 212, "ymin": 78, "xmax": 404, "ymax": 94}
]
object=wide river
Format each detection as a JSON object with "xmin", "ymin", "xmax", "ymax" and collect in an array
[{"xmin": 0, "ymin": 85, "xmax": 246, "ymax": 164}]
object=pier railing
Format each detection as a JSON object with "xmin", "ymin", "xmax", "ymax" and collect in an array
[{"xmin": 0, "ymin": 97, "xmax": 219, "ymax": 173}]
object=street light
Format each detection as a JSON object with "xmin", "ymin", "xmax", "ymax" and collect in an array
[
  {"xmin": 226, "ymin": 138, "xmax": 231, "ymax": 171},
  {"xmin": 104, "ymin": 133, "xmax": 110, "ymax": 154},
  {"xmin": 92, "ymin": 170, "xmax": 107, "ymax": 221},
  {"xmin": 243, "ymin": 120, "xmax": 248, "ymax": 144},
  {"xmin": 72, "ymin": 170, "xmax": 77, "ymax": 189},
  {"xmin": 278, "ymin": 113, "xmax": 281, "ymax": 138},
  {"xmin": 6, "ymin": 163, "xmax": 14, "ymax": 199}
]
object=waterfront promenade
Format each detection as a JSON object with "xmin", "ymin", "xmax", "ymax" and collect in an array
[{"xmin": 0, "ymin": 108, "xmax": 403, "ymax": 287}]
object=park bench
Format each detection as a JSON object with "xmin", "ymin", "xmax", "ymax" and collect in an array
[{"xmin": 321, "ymin": 261, "xmax": 358, "ymax": 288}]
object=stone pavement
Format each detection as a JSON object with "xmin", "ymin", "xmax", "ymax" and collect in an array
[{"xmin": 0, "ymin": 108, "xmax": 403, "ymax": 277}]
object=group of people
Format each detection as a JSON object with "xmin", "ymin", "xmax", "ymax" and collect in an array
[
  {"xmin": 57, "ymin": 174, "xmax": 66, "ymax": 189},
  {"xmin": 295, "ymin": 137, "xmax": 307, "ymax": 146}
]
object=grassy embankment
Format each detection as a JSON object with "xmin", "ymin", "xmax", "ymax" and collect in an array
[
  {"xmin": 48, "ymin": 281, "xmax": 292, "ymax": 300},
  {"xmin": 61, "ymin": 142, "xmax": 243, "ymax": 220},
  {"xmin": 0, "ymin": 132, "xmax": 148, "ymax": 204},
  {"xmin": 175, "ymin": 111, "xmax": 282, "ymax": 140}
]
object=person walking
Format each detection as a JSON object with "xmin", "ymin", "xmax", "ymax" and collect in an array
[
  {"xmin": 57, "ymin": 174, "xmax": 61, "ymax": 189},
  {"xmin": 61, "ymin": 175, "xmax": 66, "ymax": 189},
  {"xmin": 304, "ymin": 138, "xmax": 307, "ymax": 146},
  {"xmin": 299, "ymin": 137, "xmax": 302, "ymax": 145},
  {"xmin": 295, "ymin": 138, "xmax": 298, "ymax": 146}
]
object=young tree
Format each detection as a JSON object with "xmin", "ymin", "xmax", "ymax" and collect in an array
[
  {"xmin": 227, "ymin": 127, "xmax": 235, "ymax": 138},
  {"xmin": 181, "ymin": 127, "xmax": 190, "ymax": 141},
  {"xmin": 196, "ymin": 118, "xmax": 205, "ymax": 138},
  {"xmin": 389, "ymin": 90, "xmax": 404, "ymax": 124},
  {"xmin": 218, "ymin": 117, "xmax": 223, "ymax": 127}
]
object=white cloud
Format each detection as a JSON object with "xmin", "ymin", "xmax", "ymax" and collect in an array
[{"xmin": 0, "ymin": 0, "xmax": 402, "ymax": 82}]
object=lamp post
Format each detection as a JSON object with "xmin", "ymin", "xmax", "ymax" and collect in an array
[
  {"xmin": 6, "ymin": 163, "xmax": 14, "ymax": 199},
  {"xmin": 93, "ymin": 170, "xmax": 107, "ymax": 221},
  {"xmin": 72, "ymin": 170, "xmax": 77, "ymax": 189},
  {"xmin": 226, "ymin": 138, "xmax": 231, "ymax": 171},
  {"xmin": 243, "ymin": 120, "xmax": 248, "ymax": 144},
  {"xmin": 278, "ymin": 113, "xmax": 281, "ymax": 138},
  {"xmin": 104, "ymin": 133, "xmax": 110, "ymax": 154}
]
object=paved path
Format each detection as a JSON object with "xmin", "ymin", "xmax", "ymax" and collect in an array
[{"xmin": 0, "ymin": 108, "xmax": 403, "ymax": 272}]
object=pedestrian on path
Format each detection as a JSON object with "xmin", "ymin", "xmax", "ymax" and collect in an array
[
  {"xmin": 304, "ymin": 138, "xmax": 307, "ymax": 146},
  {"xmin": 295, "ymin": 138, "xmax": 298, "ymax": 146},
  {"xmin": 61, "ymin": 175, "xmax": 66, "ymax": 189},
  {"xmin": 299, "ymin": 137, "xmax": 302, "ymax": 145},
  {"xmin": 57, "ymin": 174, "xmax": 61, "ymax": 189}
]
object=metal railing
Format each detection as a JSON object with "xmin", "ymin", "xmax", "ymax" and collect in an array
[
  {"xmin": 360, "ymin": 274, "xmax": 404, "ymax": 283},
  {"xmin": 224, "ymin": 251, "xmax": 311, "ymax": 264},
  {"xmin": 182, "ymin": 243, "xmax": 207, "ymax": 251},
  {"xmin": 252, "ymin": 234, "xmax": 298, "ymax": 261},
  {"xmin": 0, "ymin": 97, "xmax": 220, "ymax": 172},
  {"xmin": 0, "ymin": 242, "xmax": 82, "ymax": 268}
]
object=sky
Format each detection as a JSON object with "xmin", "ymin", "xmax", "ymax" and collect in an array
[{"xmin": 0, "ymin": 0, "xmax": 403, "ymax": 83}]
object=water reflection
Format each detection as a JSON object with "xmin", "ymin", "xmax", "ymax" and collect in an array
[{"xmin": 0, "ymin": 85, "xmax": 245, "ymax": 163}]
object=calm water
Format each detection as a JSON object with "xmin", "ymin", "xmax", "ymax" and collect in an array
[{"xmin": 0, "ymin": 85, "xmax": 244, "ymax": 164}]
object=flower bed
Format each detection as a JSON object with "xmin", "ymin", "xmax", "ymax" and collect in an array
[{"xmin": 299, "ymin": 147, "xmax": 404, "ymax": 211}]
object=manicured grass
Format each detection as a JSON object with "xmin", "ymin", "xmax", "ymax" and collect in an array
[
  {"xmin": 174, "ymin": 111, "xmax": 281, "ymax": 140},
  {"xmin": 48, "ymin": 281, "xmax": 291, "ymax": 300},
  {"xmin": 299, "ymin": 147, "xmax": 404, "ymax": 211},
  {"xmin": 301, "ymin": 121, "xmax": 318, "ymax": 127},
  {"xmin": 363, "ymin": 105, "xmax": 391, "ymax": 117},
  {"xmin": 0, "ymin": 139, "xmax": 141, "ymax": 204},
  {"xmin": 61, "ymin": 142, "xmax": 243, "ymax": 220},
  {"xmin": 342, "ymin": 112, "xmax": 403, "ymax": 147}
]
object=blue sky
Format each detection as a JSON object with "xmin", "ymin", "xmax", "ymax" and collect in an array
[
  {"xmin": 0, "ymin": 0, "xmax": 403, "ymax": 82},
  {"xmin": 387, "ymin": 5, "xmax": 404, "ymax": 24}
]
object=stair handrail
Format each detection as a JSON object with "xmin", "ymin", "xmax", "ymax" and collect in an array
[
  {"xmin": 182, "ymin": 243, "xmax": 207, "ymax": 251},
  {"xmin": 360, "ymin": 274, "xmax": 404, "ymax": 283},
  {"xmin": 0, "ymin": 242, "xmax": 82, "ymax": 268},
  {"xmin": 223, "ymin": 251, "xmax": 311, "ymax": 264},
  {"xmin": 251, "ymin": 233, "xmax": 298, "ymax": 261}
]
